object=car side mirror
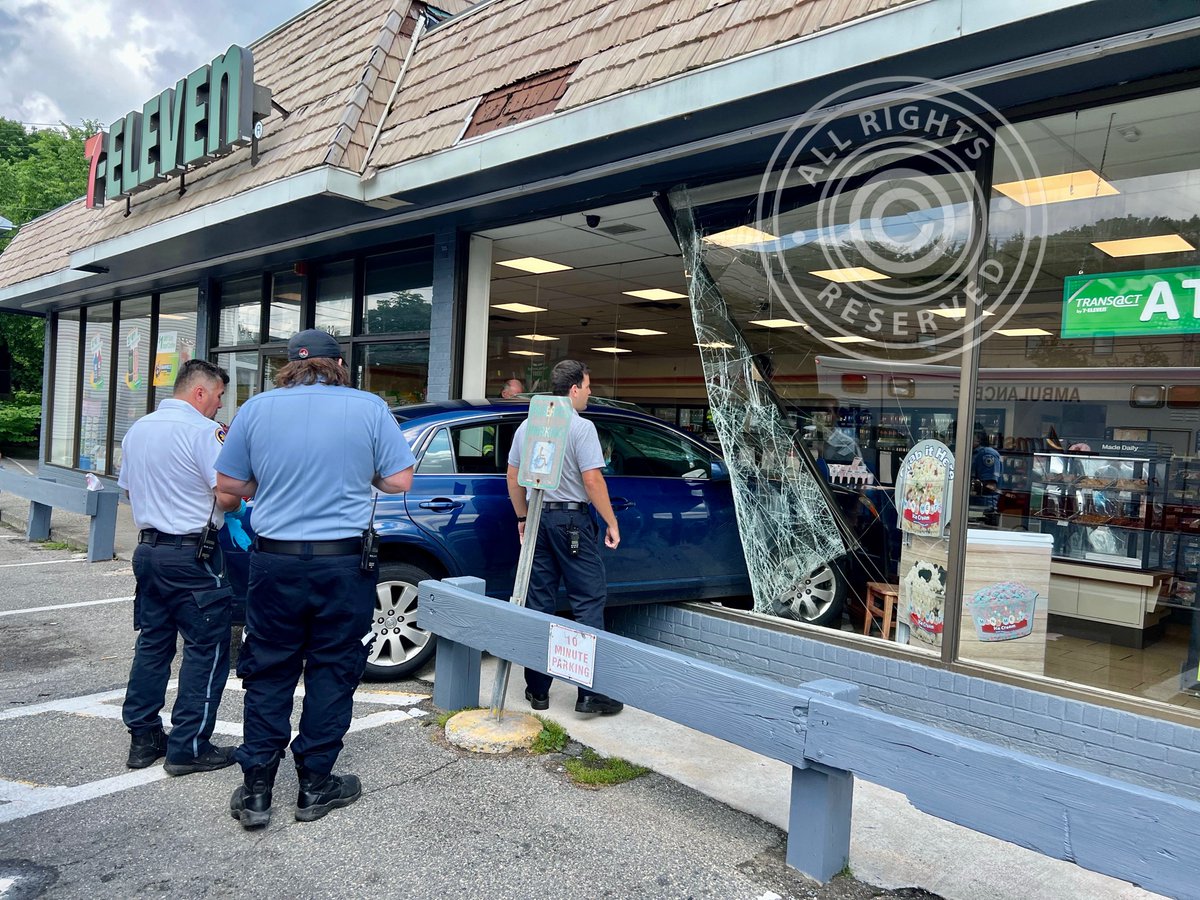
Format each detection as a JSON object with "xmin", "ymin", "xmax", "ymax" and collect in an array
[{"xmin": 710, "ymin": 460, "xmax": 729, "ymax": 481}]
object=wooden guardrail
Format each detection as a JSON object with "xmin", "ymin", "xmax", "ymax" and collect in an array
[
  {"xmin": 0, "ymin": 467, "xmax": 118, "ymax": 562},
  {"xmin": 419, "ymin": 575, "xmax": 1200, "ymax": 897}
]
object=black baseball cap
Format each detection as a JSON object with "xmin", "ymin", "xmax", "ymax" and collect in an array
[{"xmin": 287, "ymin": 329, "xmax": 342, "ymax": 361}]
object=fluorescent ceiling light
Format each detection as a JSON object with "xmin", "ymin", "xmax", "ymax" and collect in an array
[
  {"xmin": 996, "ymin": 327, "xmax": 1053, "ymax": 337},
  {"xmin": 993, "ymin": 169, "xmax": 1118, "ymax": 206},
  {"xmin": 510, "ymin": 350, "xmax": 544, "ymax": 357},
  {"xmin": 694, "ymin": 341, "xmax": 735, "ymax": 349},
  {"xmin": 497, "ymin": 256, "xmax": 572, "ymax": 274},
  {"xmin": 622, "ymin": 289, "xmax": 687, "ymax": 301},
  {"xmin": 703, "ymin": 226, "xmax": 778, "ymax": 248},
  {"xmin": 492, "ymin": 302, "xmax": 547, "ymax": 313},
  {"xmin": 516, "ymin": 333, "xmax": 559, "ymax": 342},
  {"xmin": 931, "ymin": 308, "xmax": 996, "ymax": 319},
  {"xmin": 749, "ymin": 318, "xmax": 805, "ymax": 329},
  {"xmin": 618, "ymin": 328, "xmax": 667, "ymax": 336},
  {"xmin": 826, "ymin": 335, "xmax": 876, "ymax": 344},
  {"xmin": 809, "ymin": 267, "xmax": 888, "ymax": 283},
  {"xmin": 1091, "ymin": 234, "xmax": 1195, "ymax": 257},
  {"xmin": 592, "ymin": 347, "xmax": 632, "ymax": 354}
]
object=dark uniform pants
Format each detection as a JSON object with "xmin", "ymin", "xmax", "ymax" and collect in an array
[
  {"xmin": 235, "ymin": 550, "xmax": 374, "ymax": 776},
  {"xmin": 524, "ymin": 508, "xmax": 607, "ymax": 700},
  {"xmin": 123, "ymin": 543, "xmax": 233, "ymax": 763}
]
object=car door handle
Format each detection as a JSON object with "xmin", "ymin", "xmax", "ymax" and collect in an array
[
  {"xmin": 610, "ymin": 497, "xmax": 636, "ymax": 511},
  {"xmin": 418, "ymin": 498, "xmax": 464, "ymax": 511}
]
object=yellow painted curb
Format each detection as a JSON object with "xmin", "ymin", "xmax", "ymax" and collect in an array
[{"xmin": 444, "ymin": 708, "xmax": 543, "ymax": 754}]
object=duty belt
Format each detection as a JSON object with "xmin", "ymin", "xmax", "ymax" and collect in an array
[
  {"xmin": 543, "ymin": 501, "xmax": 588, "ymax": 511},
  {"xmin": 254, "ymin": 536, "xmax": 361, "ymax": 556},
  {"xmin": 138, "ymin": 528, "xmax": 202, "ymax": 547}
]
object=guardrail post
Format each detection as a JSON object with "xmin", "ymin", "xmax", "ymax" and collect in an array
[
  {"xmin": 787, "ymin": 679, "xmax": 859, "ymax": 882},
  {"xmin": 26, "ymin": 479, "xmax": 53, "ymax": 542},
  {"xmin": 431, "ymin": 576, "xmax": 485, "ymax": 711},
  {"xmin": 88, "ymin": 490, "xmax": 119, "ymax": 562}
]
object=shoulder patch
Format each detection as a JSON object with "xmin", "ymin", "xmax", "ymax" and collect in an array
[{"xmin": 215, "ymin": 425, "xmax": 227, "ymax": 445}]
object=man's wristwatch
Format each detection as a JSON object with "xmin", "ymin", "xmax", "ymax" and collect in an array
[{"xmin": 516, "ymin": 516, "xmax": 527, "ymax": 523}]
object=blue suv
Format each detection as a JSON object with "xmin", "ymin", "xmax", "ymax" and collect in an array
[{"xmin": 225, "ymin": 399, "xmax": 858, "ymax": 680}]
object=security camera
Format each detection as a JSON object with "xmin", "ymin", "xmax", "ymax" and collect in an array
[
  {"xmin": 585, "ymin": 214, "xmax": 601, "ymax": 228},
  {"xmin": 580, "ymin": 317, "xmax": 590, "ymax": 327}
]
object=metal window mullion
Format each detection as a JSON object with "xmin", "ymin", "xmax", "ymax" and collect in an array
[
  {"xmin": 72, "ymin": 307, "xmax": 85, "ymax": 469},
  {"xmin": 147, "ymin": 293, "xmax": 160, "ymax": 412},
  {"xmin": 104, "ymin": 303, "xmax": 119, "ymax": 476},
  {"xmin": 353, "ymin": 256, "xmax": 366, "ymax": 337},
  {"xmin": 42, "ymin": 314, "xmax": 56, "ymax": 467},
  {"xmin": 941, "ymin": 134, "xmax": 998, "ymax": 667}
]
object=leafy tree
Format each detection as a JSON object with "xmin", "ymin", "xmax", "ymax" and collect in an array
[{"xmin": 0, "ymin": 118, "xmax": 98, "ymax": 398}]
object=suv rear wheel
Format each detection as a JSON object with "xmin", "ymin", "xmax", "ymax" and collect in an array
[{"xmin": 365, "ymin": 562, "xmax": 436, "ymax": 680}]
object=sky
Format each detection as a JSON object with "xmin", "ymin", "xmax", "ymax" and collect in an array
[{"xmin": 0, "ymin": 0, "xmax": 316, "ymax": 129}]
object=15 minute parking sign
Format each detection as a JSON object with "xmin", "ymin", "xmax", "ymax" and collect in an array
[{"xmin": 517, "ymin": 395, "xmax": 574, "ymax": 491}]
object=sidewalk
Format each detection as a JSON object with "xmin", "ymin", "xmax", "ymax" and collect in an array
[{"xmin": 0, "ymin": 459, "xmax": 1163, "ymax": 899}]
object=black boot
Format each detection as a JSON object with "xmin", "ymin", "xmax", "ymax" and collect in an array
[
  {"xmin": 230, "ymin": 755, "xmax": 280, "ymax": 829},
  {"xmin": 127, "ymin": 727, "xmax": 168, "ymax": 769},
  {"xmin": 295, "ymin": 766, "xmax": 362, "ymax": 822}
]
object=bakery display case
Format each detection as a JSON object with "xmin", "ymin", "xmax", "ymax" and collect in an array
[
  {"xmin": 1029, "ymin": 451, "xmax": 1166, "ymax": 570},
  {"xmin": 1160, "ymin": 457, "xmax": 1200, "ymax": 608}
]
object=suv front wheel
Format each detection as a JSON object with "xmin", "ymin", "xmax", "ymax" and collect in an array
[{"xmin": 365, "ymin": 562, "xmax": 437, "ymax": 680}]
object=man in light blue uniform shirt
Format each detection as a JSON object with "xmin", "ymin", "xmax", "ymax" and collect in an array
[
  {"xmin": 216, "ymin": 328, "xmax": 415, "ymax": 828},
  {"xmin": 118, "ymin": 359, "xmax": 243, "ymax": 775}
]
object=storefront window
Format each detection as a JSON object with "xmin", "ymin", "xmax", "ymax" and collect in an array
[
  {"xmin": 268, "ymin": 270, "xmax": 303, "ymax": 342},
  {"xmin": 363, "ymin": 249, "xmax": 432, "ymax": 335},
  {"xmin": 262, "ymin": 349, "xmax": 293, "ymax": 391},
  {"xmin": 49, "ymin": 309, "xmax": 80, "ymax": 467},
  {"xmin": 952, "ymin": 85, "xmax": 1200, "ymax": 712},
  {"xmin": 217, "ymin": 276, "xmax": 262, "ymax": 346},
  {"xmin": 79, "ymin": 304, "xmax": 113, "ymax": 473},
  {"xmin": 356, "ymin": 341, "xmax": 429, "ymax": 405},
  {"xmin": 154, "ymin": 288, "xmax": 198, "ymax": 408},
  {"xmin": 112, "ymin": 296, "xmax": 152, "ymax": 474},
  {"xmin": 314, "ymin": 261, "xmax": 353, "ymax": 337},
  {"xmin": 215, "ymin": 351, "xmax": 258, "ymax": 426}
]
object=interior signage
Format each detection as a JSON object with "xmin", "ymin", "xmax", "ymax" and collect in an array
[
  {"xmin": 84, "ymin": 45, "xmax": 271, "ymax": 208},
  {"xmin": 1062, "ymin": 266, "xmax": 1200, "ymax": 338}
]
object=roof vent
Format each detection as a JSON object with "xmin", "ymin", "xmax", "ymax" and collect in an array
[
  {"xmin": 596, "ymin": 223, "xmax": 645, "ymax": 236},
  {"xmin": 628, "ymin": 300, "xmax": 682, "ymax": 311}
]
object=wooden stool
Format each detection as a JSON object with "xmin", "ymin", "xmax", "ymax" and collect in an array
[{"xmin": 863, "ymin": 581, "xmax": 899, "ymax": 640}]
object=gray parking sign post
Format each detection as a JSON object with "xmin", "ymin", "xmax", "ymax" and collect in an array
[{"xmin": 490, "ymin": 395, "xmax": 574, "ymax": 718}]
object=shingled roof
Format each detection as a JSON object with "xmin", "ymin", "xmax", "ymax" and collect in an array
[{"xmin": 0, "ymin": 0, "xmax": 914, "ymax": 294}]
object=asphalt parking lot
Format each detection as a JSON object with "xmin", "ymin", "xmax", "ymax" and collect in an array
[{"xmin": 0, "ymin": 518, "xmax": 952, "ymax": 900}]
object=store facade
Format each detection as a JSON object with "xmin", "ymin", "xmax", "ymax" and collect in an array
[{"xmin": 5, "ymin": 0, "xmax": 1200, "ymax": 813}]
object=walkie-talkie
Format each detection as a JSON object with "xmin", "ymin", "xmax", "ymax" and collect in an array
[
  {"xmin": 361, "ymin": 494, "xmax": 381, "ymax": 575},
  {"xmin": 196, "ymin": 498, "xmax": 219, "ymax": 563},
  {"xmin": 567, "ymin": 522, "xmax": 581, "ymax": 557}
]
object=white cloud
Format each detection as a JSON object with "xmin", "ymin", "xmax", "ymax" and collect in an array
[{"xmin": 0, "ymin": 0, "xmax": 313, "ymax": 127}]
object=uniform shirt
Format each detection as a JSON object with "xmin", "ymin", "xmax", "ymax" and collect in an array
[
  {"xmin": 216, "ymin": 383, "xmax": 415, "ymax": 541},
  {"xmin": 973, "ymin": 445, "xmax": 1003, "ymax": 483},
  {"xmin": 118, "ymin": 399, "xmax": 226, "ymax": 534},
  {"xmin": 508, "ymin": 406, "xmax": 605, "ymax": 503}
]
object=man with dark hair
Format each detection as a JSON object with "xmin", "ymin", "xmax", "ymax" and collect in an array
[
  {"xmin": 216, "ymin": 328, "xmax": 415, "ymax": 828},
  {"xmin": 506, "ymin": 359, "xmax": 623, "ymax": 715},
  {"xmin": 118, "ymin": 358, "xmax": 243, "ymax": 775}
]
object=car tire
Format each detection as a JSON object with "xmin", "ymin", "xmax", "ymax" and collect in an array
[
  {"xmin": 770, "ymin": 557, "xmax": 847, "ymax": 627},
  {"xmin": 364, "ymin": 562, "xmax": 437, "ymax": 681}
]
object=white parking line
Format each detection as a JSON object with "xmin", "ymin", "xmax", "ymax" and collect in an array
[
  {"xmin": 0, "ymin": 596, "xmax": 133, "ymax": 617},
  {"xmin": 0, "ymin": 876, "xmax": 16, "ymax": 895},
  {"xmin": 0, "ymin": 558, "xmax": 88, "ymax": 569},
  {"xmin": 0, "ymin": 682, "xmax": 429, "ymax": 824}
]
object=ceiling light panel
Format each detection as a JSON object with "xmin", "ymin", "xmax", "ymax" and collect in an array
[
  {"xmin": 1091, "ymin": 234, "xmax": 1195, "ymax": 257},
  {"xmin": 618, "ymin": 328, "xmax": 668, "ymax": 336},
  {"xmin": 492, "ymin": 302, "xmax": 548, "ymax": 313},
  {"xmin": 826, "ymin": 335, "xmax": 876, "ymax": 344},
  {"xmin": 592, "ymin": 347, "xmax": 632, "ymax": 353},
  {"xmin": 993, "ymin": 170, "xmax": 1118, "ymax": 206},
  {"xmin": 996, "ymin": 328, "xmax": 1053, "ymax": 337},
  {"xmin": 749, "ymin": 318, "xmax": 806, "ymax": 329},
  {"xmin": 496, "ymin": 257, "xmax": 573, "ymax": 274},
  {"xmin": 694, "ymin": 341, "xmax": 735, "ymax": 349},
  {"xmin": 622, "ymin": 289, "xmax": 687, "ymax": 301},
  {"xmin": 809, "ymin": 267, "xmax": 888, "ymax": 283},
  {"xmin": 510, "ymin": 350, "xmax": 544, "ymax": 357},
  {"xmin": 516, "ymin": 333, "xmax": 560, "ymax": 342},
  {"xmin": 703, "ymin": 226, "xmax": 778, "ymax": 248}
]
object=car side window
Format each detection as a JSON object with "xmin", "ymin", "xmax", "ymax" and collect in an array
[
  {"xmin": 416, "ymin": 428, "xmax": 454, "ymax": 474},
  {"xmin": 451, "ymin": 421, "xmax": 518, "ymax": 475},
  {"xmin": 595, "ymin": 421, "xmax": 712, "ymax": 479}
]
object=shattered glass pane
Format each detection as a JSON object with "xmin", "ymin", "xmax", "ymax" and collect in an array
[{"xmin": 670, "ymin": 188, "xmax": 848, "ymax": 618}]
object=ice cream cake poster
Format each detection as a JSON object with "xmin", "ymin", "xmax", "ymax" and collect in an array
[{"xmin": 895, "ymin": 439, "xmax": 955, "ymax": 538}]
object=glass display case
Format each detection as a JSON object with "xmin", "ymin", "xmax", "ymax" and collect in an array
[
  {"xmin": 1160, "ymin": 457, "xmax": 1200, "ymax": 608},
  {"xmin": 1030, "ymin": 451, "xmax": 1166, "ymax": 569}
]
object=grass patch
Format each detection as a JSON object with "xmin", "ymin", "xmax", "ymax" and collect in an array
[
  {"xmin": 530, "ymin": 716, "xmax": 568, "ymax": 754},
  {"xmin": 835, "ymin": 863, "xmax": 854, "ymax": 879},
  {"xmin": 563, "ymin": 748, "xmax": 648, "ymax": 786},
  {"xmin": 39, "ymin": 540, "xmax": 81, "ymax": 551}
]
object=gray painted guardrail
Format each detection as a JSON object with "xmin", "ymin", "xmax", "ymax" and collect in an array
[
  {"xmin": 419, "ymin": 575, "xmax": 1200, "ymax": 897},
  {"xmin": 0, "ymin": 467, "xmax": 118, "ymax": 562}
]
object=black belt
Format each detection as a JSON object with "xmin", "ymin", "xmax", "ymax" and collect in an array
[
  {"xmin": 139, "ymin": 529, "xmax": 202, "ymax": 547},
  {"xmin": 254, "ymin": 536, "xmax": 361, "ymax": 556},
  {"xmin": 543, "ymin": 501, "xmax": 588, "ymax": 511}
]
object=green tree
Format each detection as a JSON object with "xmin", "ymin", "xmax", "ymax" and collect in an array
[{"xmin": 0, "ymin": 118, "xmax": 98, "ymax": 399}]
